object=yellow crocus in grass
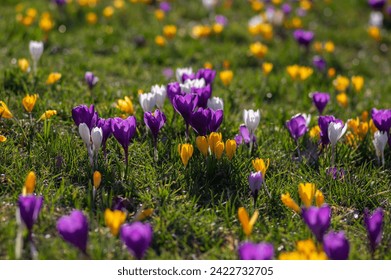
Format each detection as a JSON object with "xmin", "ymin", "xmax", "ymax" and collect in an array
[
  {"xmin": 313, "ymin": 41, "xmax": 323, "ymax": 53},
  {"xmin": 300, "ymin": 0, "xmax": 312, "ymax": 10},
  {"xmin": 262, "ymin": 62, "xmax": 273, "ymax": 76},
  {"xmin": 154, "ymin": 9, "xmax": 165, "ymax": 21},
  {"xmin": 196, "ymin": 136, "xmax": 208, "ymax": 157},
  {"xmin": 225, "ymin": 139, "xmax": 237, "ymax": 160},
  {"xmin": 86, "ymin": 12, "xmax": 98, "ymax": 25},
  {"xmin": 117, "ymin": 96, "xmax": 134, "ymax": 115},
  {"xmin": 238, "ymin": 207, "xmax": 259, "ymax": 237},
  {"xmin": 39, "ymin": 110, "xmax": 57, "ymax": 121},
  {"xmin": 298, "ymin": 66, "xmax": 313, "ymax": 81},
  {"xmin": 18, "ymin": 58, "xmax": 30, "ymax": 72},
  {"xmin": 0, "ymin": 101, "xmax": 13, "ymax": 119},
  {"xmin": 286, "ymin": 65, "xmax": 300, "ymax": 80},
  {"xmin": 291, "ymin": 17, "xmax": 302, "ymax": 29},
  {"xmin": 324, "ymin": 41, "xmax": 335, "ymax": 53},
  {"xmin": 368, "ymin": 26, "xmax": 381, "ymax": 41},
  {"xmin": 369, "ymin": 119, "xmax": 377, "ymax": 134},
  {"xmin": 103, "ymin": 6, "xmax": 114, "ymax": 18},
  {"xmin": 155, "ymin": 35, "xmax": 166, "ymax": 47},
  {"xmin": 178, "ymin": 143, "xmax": 193, "ymax": 167},
  {"xmin": 204, "ymin": 61, "xmax": 213, "ymax": 69},
  {"xmin": 214, "ymin": 141, "xmax": 224, "ymax": 160},
  {"xmin": 309, "ymin": 125, "xmax": 321, "ymax": 141},
  {"xmin": 0, "ymin": 135, "xmax": 6, "ymax": 142},
  {"xmin": 163, "ymin": 25, "xmax": 177, "ymax": 39},
  {"xmin": 219, "ymin": 70, "xmax": 233, "ymax": 86},
  {"xmin": 345, "ymin": 132, "xmax": 357, "ymax": 147},
  {"xmin": 39, "ymin": 14, "xmax": 54, "ymax": 33},
  {"xmin": 250, "ymin": 42, "xmax": 268, "ymax": 59},
  {"xmin": 281, "ymin": 193, "xmax": 301, "ymax": 213},
  {"xmin": 212, "ymin": 23, "xmax": 224, "ymax": 34},
  {"xmin": 351, "ymin": 76, "xmax": 364, "ymax": 93},
  {"xmin": 252, "ymin": 158, "xmax": 269, "ymax": 177},
  {"xmin": 22, "ymin": 94, "xmax": 38, "ymax": 113},
  {"xmin": 336, "ymin": 92, "xmax": 348, "ymax": 108},
  {"xmin": 361, "ymin": 111, "xmax": 369, "ymax": 122},
  {"xmin": 327, "ymin": 67, "xmax": 336, "ymax": 78},
  {"xmin": 46, "ymin": 72, "xmax": 61, "ymax": 85},
  {"xmin": 259, "ymin": 24, "xmax": 273, "ymax": 40},
  {"xmin": 208, "ymin": 132, "xmax": 222, "ymax": 154},
  {"xmin": 315, "ymin": 190, "xmax": 324, "ymax": 207},
  {"xmin": 251, "ymin": 1, "xmax": 263, "ymax": 11},
  {"xmin": 348, "ymin": 118, "xmax": 369, "ymax": 140},
  {"xmin": 93, "ymin": 171, "xmax": 101, "ymax": 189},
  {"xmin": 104, "ymin": 209, "xmax": 126, "ymax": 236},
  {"xmin": 298, "ymin": 183, "xmax": 315, "ymax": 208},
  {"xmin": 114, "ymin": 0, "xmax": 125, "ymax": 9},
  {"xmin": 333, "ymin": 75, "xmax": 350, "ymax": 92},
  {"xmin": 134, "ymin": 208, "xmax": 154, "ymax": 221},
  {"xmin": 279, "ymin": 239, "xmax": 327, "ymax": 260},
  {"xmin": 23, "ymin": 171, "xmax": 36, "ymax": 195}
]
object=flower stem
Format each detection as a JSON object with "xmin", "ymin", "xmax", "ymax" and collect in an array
[
  {"xmin": 295, "ymin": 139, "xmax": 301, "ymax": 159},
  {"xmin": 331, "ymin": 145, "xmax": 335, "ymax": 167},
  {"xmin": 153, "ymin": 139, "xmax": 158, "ymax": 162}
]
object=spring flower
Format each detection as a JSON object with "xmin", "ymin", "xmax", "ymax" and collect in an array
[
  {"xmin": 219, "ymin": 70, "xmax": 233, "ymax": 86},
  {"xmin": 93, "ymin": 171, "xmax": 101, "ymax": 190},
  {"xmin": 72, "ymin": 105, "xmax": 98, "ymax": 130},
  {"xmin": 286, "ymin": 114, "xmax": 308, "ymax": 141},
  {"xmin": 318, "ymin": 115, "xmax": 338, "ymax": 145},
  {"xmin": 96, "ymin": 118, "xmax": 112, "ymax": 153},
  {"xmin": 155, "ymin": 9, "xmax": 165, "ymax": 21},
  {"xmin": 22, "ymin": 94, "xmax": 38, "ymax": 113},
  {"xmin": 207, "ymin": 97, "xmax": 224, "ymax": 111},
  {"xmin": 18, "ymin": 195, "xmax": 43, "ymax": 232},
  {"xmin": 238, "ymin": 207, "xmax": 259, "ymax": 237},
  {"xmin": 85, "ymin": 72, "xmax": 99, "ymax": 90},
  {"xmin": 315, "ymin": 190, "xmax": 325, "ymax": 207},
  {"xmin": 0, "ymin": 135, "xmax": 6, "ymax": 142},
  {"xmin": 279, "ymin": 239, "xmax": 327, "ymax": 260},
  {"xmin": 302, "ymin": 205, "xmax": 331, "ymax": 242},
  {"xmin": 249, "ymin": 171, "xmax": 263, "ymax": 200},
  {"xmin": 209, "ymin": 109, "xmax": 224, "ymax": 133},
  {"xmin": 117, "ymin": 96, "xmax": 134, "ymax": 115},
  {"xmin": 213, "ymin": 141, "xmax": 224, "ymax": 160},
  {"xmin": 189, "ymin": 108, "xmax": 211, "ymax": 136},
  {"xmin": 29, "ymin": 41, "xmax": 43, "ymax": 74},
  {"xmin": 281, "ymin": 193, "xmax": 301, "ymax": 214},
  {"xmin": 46, "ymin": 72, "xmax": 61, "ymax": 85},
  {"xmin": 262, "ymin": 62, "xmax": 273, "ymax": 76},
  {"xmin": 235, "ymin": 125, "xmax": 256, "ymax": 146},
  {"xmin": 173, "ymin": 94, "xmax": 198, "ymax": 133},
  {"xmin": 139, "ymin": 92, "xmax": 156, "ymax": 112},
  {"xmin": 155, "ymin": 35, "xmax": 166, "ymax": 47},
  {"xmin": 371, "ymin": 108, "xmax": 391, "ymax": 133},
  {"xmin": 286, "ymin": 65, "xmax": 313, "ymax": 81},
  {"xmin": 333, "ymin": 75, "xmax": 350, "ymax": 92},
  {"xmin": 151, "ymin": 85, "xmax": 166, "ymax": 109},
  {"xmin": 309, "ymin": 125, "xmax": 321, "ymax": 140},
  {"xmin": 111, "ymin": 116, "xmax": 137, "ymax": 163},
  {"xmin": 196, "ymin": 136, "xmax": 208, "ymax": 157},
  {"xmin": 298, "ymin": 183, "xmax": 315, "ymax": 208},
  {"xmin": 23, "ymin": 171, "xmax": 36, "ymax": 195},
  {"xmin": 351, "ymin": 76, "xmax": 364, "ymax": 93},
  {"xmin": 86, "ymin": 12, "xmax": 98, "ymax": 24},
  {"xmin": 368, "ymin": 0, "xmax": 386, "ymax": 10},
  {"xmin": 293, "ymin": 29, "xmax": 314, "ymax": 47},
  {"xmin": 328, "ymin": 121, "xmax": 347, "ymax": 147},
  {"xmin": 103, "ymin": 6, "xmax": 114, "ymax": 18},
  {"xmin": 225, "ymin": 139, "xmax": 236, "ymax": 160},
  {"xmin": 250, "ymin": 42, "xmax": 268, "ymax": 59},
  {"xmin": 238, "ymin": 242, "xmax": 274, "ymax": 260},
  {"xmin": 373, "ymin": 131, "xmax": 388, "ymax": 165},
  {"xmin": 323, "ymin": 231, "xmax": 350, "ymax": 260},
  {"xmin": 18, "ymin": 58, "xmax": 30, "ymax": 72},
  {"xmin": 364, "ymin": 208, "xmax": 384, "ymax": 254},
  {"xmin": 120, "ymin": 222, "xmax": 153, "ymax": 259},
  {"xmin": 39, "ymin": 13, "xmax": 54, "ymax": 33},
  {"xmin": 243, "ymin": 109, "xmax": 260, "ymax": 135},
  {"xmin": 163, "ymin": 25, "xmax": 177, "ymax": 39},
  {"xmin": 252, "ymin": 158, "xmax": 269, "ymax": 177},
  {"xmin": 208, "ymin": 132, "xmax": 222, "ymax": 154},
  {"xmin": 104, "ymin": 209, "xmax": 127, "ymax": 236},
  {"xmin": 336, "ymin": 92, "xmax": 348, "ymax": 108},
  {"xmin": 202, "ymin": 0, "xmax": 218, "ymax": 10},
  {"xmin": 178, "ymin": 143, "xmax": 193, "ymax": 167},
  {"xmin": 312, "ymin": 56, "xmax": 326, "ymax": 72},
  {"xmin": 176, "ymin": 67, "xmax": 193, "ymax": 83},
  {"xmin": 57, "ymin": 210, "xmax": 89, "ymax": 254},
  {"xmin": 144, "ymin": 109, "xmax": 166, "ymax": 154},
  {"xmin": 0, "ymin": 101, "xmax": 13, "ymax": 119},
  {"xmin": 368, "ymin": 26, "xmax": 381, "ymax": 41},
  {"xmin": 38, "ymin": 110, "xmax": 57, "ymax": 121}
]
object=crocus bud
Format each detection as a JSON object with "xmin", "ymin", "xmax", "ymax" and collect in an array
[
  {"xmin": 78, "ymin": 123, "xmax": 91, "ymax": 147},
  {"xmin": 91, "ymin": 127, "xmax": 103, "ymax": 152},
  {"xmin": 281, "ymin": 193, "xmax": 301, "ymax": 214},
  {"xmin": 93, "ymin": 171, "xmax": 101, "ymax": 189},
  {"xmin": 85, "ymin": 71, "xmax": 99, "ymax": 90},
  {"xmin": 225, "ymin": 139, "xmax": 237, "ymax": 160},
  {"xmin": 323, "ymin": 231, "xmax": 350, "ymax": 260},
  {"xmin": 238, "ymin": 207, "xmax": 259, "ymax": 237},
  {"xmin": 104, "ymin": 209, "xmax": 126, "ymax": 236},
  {"xmin": 151, "ymin": 85, "xmax": 166, "ymax": 109},
  {"xmin": 120, "ymin": 222, "xmax": 153, "ymax": 259},
  {"xmin": 139, "ymin": 92, "xmax": 157, "ymax": 112},
  {"xmin": 208, "ymin": 132, "xmax": 222, "ymax": 154},
  {"xmin": 252, "ymin": 158, "xmax": 269, "ymax": 177},
  {"xmin": 243, "ymin": 109, "xmax": 260, "ymax": 134},
  {"xmin": 315, "ymin": 190, "xmax": 325, "ymax": 207},
  {"xmin": 373, "ymin": 131, "xmax": 388, "ymax": 158},
  {"xmin": 29, "ymin": 41, "xmax": 44, "ymax": 64},
  {"xmin": 249, "ymin": 171, "xmax": 263, "ymax": 199},
  {"xmin": 196, "ymin": 136, "xmax": 208, "ymax": 157},
  {"xmin": 328, "ymin": 121, "xmax": 347, "ymax": 147},
  {"xmin": 178, "ymin": 144, "xmax": 193, "ymax": 167},
  {"xmin": 23, "ymin": 171, "xmax": 36, "ymax": 195},
  {"xmin": 176, "ymin": 67, "xmax": 193, "ymax": 83},
  {"xmin": 22, "ymin": 94, "xmax": 38, "ymax": 113},
  {"xmin": 298, "ymin": 183, "xmax": 316, "ymax": 208},
  {"xmin": 214, "ymin": 141, "xmax": 224, "ymax": 160}
]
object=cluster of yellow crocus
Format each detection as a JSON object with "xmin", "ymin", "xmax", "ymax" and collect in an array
[
  {"xmin": 284, "ymin": 17, "xmax": 303, "ymax": 29},
  {"xmin": 238, "ymin": 207, "xmax": 259, "ymax": 237},
  {"xmin": 219, "ymin": 70, "xmax": 234, "ymax": 86},
  {"xmin": 281, "ymin": 183, "xmax": 324, "ymax": 214},
  {"xmin": 46, "ymin": 72, "xmax": 62, "ymax": 85},
  {"xmin": 0, "ymin": 101, "xmax": 13, "ymax": 119},
  {"xmin": 250, "ymin": 42, "xmax": 268, "ymax": 59},
  {"xmin": 192, "ymin": 25, "xmax": 212, "ymax": 39},
  {"xmin": 39, "ymin": 110, "xmax": 57, "ymax": 121},
  {"xmin": 252, "ymin": 158, "xmax": 269, "ymax": 178},
  {"xmin": 16, "ymin": 7, "xmax": 38, "ymax": 27},
  {"xmin": 178, "ymin": 143, "xmax": 194, "ymax": 167},
  {"xmin": 196, "ymin": 133, "xmax": 237, "ymax": 160},
  {"xmin": 248, "ymin": 23, "xmax": 273, "ymax": 40},
  {"xmin": 22, "ymin": 171, "xmax": 36, "ymax": 195},
  {"xmin": 313, "ymin": 40, "xmax": 335, "ymax": 53},
  {"xmin": 22, "ymin": 94, "xmax": 38, "ymax": 113},
  {"xmin": 163, "ymin": 25, "xmax": 177, "ymax": 39},
  {"xmin": 117, "ymin": 96, "xmax": 134, "ymax": 115},
  {"xmin": 279, "ymin": 239, "xmax": 327, "ymax": 260},
  {"xmin": 345, "ymin": 113, "xmax": 377, "ymax": 146},
  {"xmin": 286, "ymin": 65, "xmax": 313, "ymax": 81}
]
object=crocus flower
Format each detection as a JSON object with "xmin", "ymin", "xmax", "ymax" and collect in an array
[
  {"xmin": 96, "ymin": 118, "xmax": 112, "ymax": 152},
  {"xmin": 293, "ymin": 29, "xmax": 314, "ymax": 47},
  {"xmin": 176, "ymin": 67, "xmax": 193, "ymax": 83},
  {"xmin": 373, "ymin": 131, "xmax": 388, "ymax": 165},
  {"xmin": 91, "ymin": 127, "xmax": 103, "ymax": 156},
  {"xmin": 371, "ymin": 108, "xmax": 391, "ymax": 133},
  {"xmin": 214, "ymin": 141, "xmax": 224, "ymax": 160},
  {"xmin": 286, "ymin": 114, "xmax": 308, "ymax": 141},
  {"xmin": 144, "ymin": 109, "xmax": 166, "ymax": 141},
  {"xmin": 85, "ymin": 72, "xmax": 99, "ymax": 90},
  {"xmin": 159, "ymin": 1, "xmax": 171, "ymax": 12},
  {"xmin": 18, "ymin": 58, "xmax": 30, "ymax": 73},
  {"xmin": 282, "ymin": 3, "xmax": 292, "ymax": 15},
  {"xmin": 46, "ymin": 72, "xmax": 61, "ymax": 85},
  {"xmin": 139, "ymin": 92, "xmax": 157, "ymax": 112},
  {"xmin": 318, "ymin": 115, "xmax": 338, "ymax": 145},
  {"xmin": 151, "ymin": 85, "xmax": 166, "ymax": 109},
  {"xmin": 252, "ymin": 158, "xmax": 269, "ymax": 177},
  {"xmin": 189, "ymin": 107, "xmax": 211, "ymax": 136},
  {"xmin": 215, "ymin": 15, "xmax": 228, "ymax": 26},
  {"xmin": 166, "ymin": 82, "xmax": 181, "ymax": 104},
  {"xmin": 313, "ymin": 56, "xmax": 326, "ymax": 72},
  {"xmin": 209, "ymin": 109, "xmax": 224, "ymax": 132},
  {"xmin": 302, "ymin": 205, "xmax": 331, "ymax": 242},
  {"xmin": 178, "ymin": 143, "xmax": 193, "ymax": 167},
  {"xmin": 120, "ymin": 222, "xmax": 153, "ymax": 259},
  {"xmin": 298, "ymin": 183, "xmax": 315, "ymax": 208},
  {"xmin": 105, "ymin": 209, "xmax": 127, "ymax": 236},
  {"xmin": 368, "ymin": 0, "xmax": 386, "ymax": 10},
  {"xmin": 117, "ymin": 96, "xmax": 134, "ymax": 115},
  {"xmin": 111, "ymin": 116, "xmax": 137, "ymax": 163},
  {"xmin": 0, "ymin": 135, "xmax": 6, "ymax": 142},
  {"xmin": 23, "ymin": 171, "xmax": 36, "ymax": 195},
  {"xmin": 208, "ymin": 132, "xmax": 222, "ymax": 154},
  {"xmin": 219, "ymin": 70, "xmax": 233, "ymax": 86},
  {"xmin": 225, "ymin": 139, "xmax": 237, "ymax": 160},
  {"xmin": 323, "ymin": 231, "xmax": 350, "ymax": 260},
  {"xmin": 364, "ymin": 208, "xmax": 384, "ymax": 253},
  {"xmin": 173, "ymin": 94, "xmax": 198, "ymax": 138},
  {"xmin": 29, "ymin": 41, "xmax": 43, "ymax": 74},
  {"xmin": 72, "ymin": 104, "xmax": 98, "ymax": 130},
  {"xmin": 207, "ymin": 97, "xmax": 224, "ymax": 111},
  {"xmin": 39, "ymin": 110, "xmax": 57, "ymax": 121},
  {"xmin": 0, "ymin": 101, "xmax": 13, "ymax": 119},
  {"xmin": 195, "ymin": 68, "xmax": 216, "ymax": 85},
  {"xmin": 238, "ymin": 242, "xmax": 274, "ymax": 260},
  {"xmin": 249, "ymin": 171, "xmax": 263, "ymax": 201},
  {"xmin": 202, "ymin": 0, "xmax": 218, "ymax": 11},
  {"xmin": 326, "ymin": 167, "xmax": 345, "ymax": 180},
  {"xmin": 53, "ymin": 0, "xmax": 67, "ymax": 6},
  {"xmin": 18, "ymin": 195, "xmax": 43, "ymax": 231},
  {"xmin": 196, "ymin": 136, "xmax": 208, "ymax": 157},
  {"xmin": 191, "ymin": 85, "xmax": 211, "ymax": 108},
  {"xmin": 22, "ymin": 94, "xmax": 38, "ymax": 113},
  {"xmin": 235, "ymin": 124, "xmax": 257, "ymax": 146},
  {"xmin": 162, "ymin": 68, "xmax": 173, "ymax": 80},
  {"xmin": 312, "ymin": 92, "xmax": 330, "ymax": 115},
  {"xmin": 281, "ymin": 193, "xmax": 301, "ymax": 214},
  {"xmin": 57, "ymin": 210, "xmax": 89, "ymax": 254},
  {"xmin": 238, "ymin": 207, "xmax": 259, "ymax": 237},
  {"xmin": 328, "ymin": 121, "xmax": 347, "ymax": 147},
  {"xmin": 243, "ymin": 109, "xmax": 260, "ymax": 135}
]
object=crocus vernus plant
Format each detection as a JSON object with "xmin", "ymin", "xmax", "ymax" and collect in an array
[
  {"xmin": 293, "ymin": 29, "xmax": 314, "ymax": 49},
  {"xmin": 85, "ymin": 71, "xmax": 99, "ymax": 92},
  {"xmin": 312, "ymin": 92, "xmax": 330, "ymax": 115},
  {"xmin": 29, "ymin": 41, "xmax": 43, "ymax": 74},
  {"xmin": 301, "ymin": 205, "xmax": 331, "ymax": 243},
  {"xmin": 328, "ymin": 121, "xmax": 347, "ymax": 166},
  {"xmin": 238, "ymin": 242, "xmax": 274, "ymax": 260},
  {"xmin": 285, "ymin": 114, "xmax": 309, "ymax": 158},
  {"xmin": 144, "ymin": 109, "xmax": 166, "ymax": 161},
  {"xmin": 120, "ymin": 222, "xmax": 153, "ymax": 259},
  {"xmin": 364, "ymin": 208, "xmax": 384, "ymax": 256},
  {"xmin": 372, "ymin": 131, "xmax": 388, "ymax": 166},
  {"xmin": 323, "ymin": 231, "xmax": 350, "ymax": 260}
]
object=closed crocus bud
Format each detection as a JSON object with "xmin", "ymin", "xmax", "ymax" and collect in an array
[
  {"xmin": 104, "ymin": 209, "xmax": 126, "ymax": 236},
  {"xmin": 151, "ymin": 85, "xmax": 166, "ymax": 109},
  {"xmin": 323, "ymin": 231, "xmax": 350, "ymax": 260},
  {"xmin": 209, "ymin": 109, "xmax": 224, "ymax": 132},
  {"xmin": 91, "ymin": 127, "xmax": 103, "ymax": 152},
  {"xmin": 312, "ymin": 92, "xmax": 330, "ymax": 115},
  {"xmin": 120, "ymin": 222, "xmax": 153, "ymax": 259},
  {"xmin": 18, "ymin": 195, "xmax": 43, "ymax": 231},
  {"xmin": 328, "ymin": 121, "xmax": 347, "ymax": 147},
  {"xmin": 238, "ymin": 242, "xmax": 274, "ymax": 260},
  {"xmin": 281, "ymin": 193, "xmax": 301, "ymax": 214},
  {"xmin": 85, "ymin": 72, "xmax": 99, "ymax": 90},
  {"xmin": 178, "ymin": 143, "xmax": 193, "ymax": 167},
  {"xmin": 46, "ymin": 72, "xmax": 61, "ymax": 85},
  {"xmin": 144, "ymin": 109, "xmax": 166, "ymax": 141},
  {"xmin": 29, "ymin": 41, "xmax": 44, "ymax": 64},
  {"xmin": 249, "ymin": 171, "xmax": 263, "ymax": 200},
  {"xmin": 252, "ymin": 158, "xmax": 269, "ymax": 177},
  {"xmin": 293, "ymin": 29, "xmax": 314, "ymax": 47},
  {"xmin": 23, "ymin": 171, "xmax": 36, "ymax": 195},
  {"xmin": 139, "ymin": 92, "xmax": 157, "ymax": 112},
  {"xmin": 302, "ymin": 205, "xmax": 331, "ymax": 242},
  {"xmin": 57, "ymin": 210, "xmax": 89, "ymax": 254},
  {"xmin": 315, "ymin": 190, "xmax": 325, "ymax": 207},
  {"xmin": 373, "ymin": 131, "xmax": 388, "ymax": 157},
  {"xmin": 207, "ymin": 97, "xmax": 224, "ymax": 111},
  {"xmin": 243, "ymin": 109, "xmax": 260, "ymax": 134},
  {"xmin": 351, "ymin": 76, "xmax": 364, "ymax": 92},
  {"xmin": 298, "ymin": 183, "xmax": 315, "ymax": 208},
  {"xmin": 225, "ymin": 139, "xmax": 237, "ymax": 160},
  {"xmin": 0, "ymin": 101, "xmax": 13, "ymax": 119},
  {"xmin": 214, "ymin": 141, "xmax": 224, "ymax": 160},
  {"xmin": 208, "ymin": 132, "xmax": 222, "ymax": 154},
  {"xmin": 196, "ymin": 136, "xmax": 208, "ymax": 157},
  {"xmin": 22, "ymin": 94, "xmax": 38, "ymax": 113},
  {"xmin": 93, "ymin": 171, "xmax": 101, "ymax": 189},
  {"xmin": 238, "ymin": 207, "xmax": 259, "ymax": 237},
  {"xmin": 364, "ymin": 208, "xmax": 384, "ymax": 253},
  {"xmin": 39, "ymin": 110, "xmax": 57, "ymax": 121},
  {"xmin": 286, "ymin": 114, "xmax": 307, "ymax": 141},
  {"xmin": 78, "ymin": 123, "xmax": 91, "ymax": 147}
]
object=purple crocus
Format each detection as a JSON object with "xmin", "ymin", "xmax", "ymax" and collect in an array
[
  {"xmin": 196, "ymin": 69, "xmax": 216, "ymax": 85},
  {"xmin": 313, "ymin": 56, "xmax": 326, "ymax": 72},
  {"xmin": 162, "ymin": 68, "xmax": 174, "ymax": 80},
  {"xmin": 215, "ymin": 15, "xmax": 228, "ymax": 26},
  {"xmin": 18, "ymin": 195, "xmax": 43, "ymax": 232},
  {"xmin": 282, "ymin": 3, "xmax": 292, "ymax": 15},
  {"xmin": 238, "ymin": 242, "xmax": 274, "ymax": 260},
  {"xmin": 235, "ymin": 125, "xmax": 256, "ymax": 146},
  {"xmin": 323, "ymin": 231, "xmax": 350, "ymax": 260},
  {"xmin": 111, "ymin": 116, "xmax": 137, "ymax": 163},
  {"xmin": 52, "ymin": 0, "xmax": 67, "ymax": 6},
  {"xmin": 192, "ymin": 84, "xmax": 212, "ymax": 108},
  {"xmin": 371, "ymin": 108, "xmax": 391, "ymax": 133},
  {"xmin": 318, "ymin": 115, "xmax": 339, "ymax": 145},
  {"xmin": 172, "ymin": 94, "xmax": 198, "ymax": 126},
  {"xmin": 248, "ymin": 171, "xmax": 263, "ymax": 201},
  {"xmin": 368, "ymin": 0, "xmax": 386, "ymax": 10},
  {"xmin": 189, "ymin": 107, "xmax": 211, "ymax": 136},
  {"xmin": 144, "ymin": 109, "xmax": 166, "ymax": 141},
  {"xmin": 209, "ymin": 109, "xmax": 224, "ymax": 132},
  {"xmin": 364, "ymin": 208, "xmax": 384, "ymax": 253},
  {"xmin": 166, "ymin": 82, "xmax": 181, "ymax": 104},
  {"xmin": 72, "ymin": 104, "xmax": 98, "ymax": 130},
  {"xmin": 326, "ymin": 167, "xmax": 345, "ymax": 180},
  {"xmin": 286, "ymin": 114, "xmax": 307, "ymax": 141},
  {"xmin": 85, "ymin": 72, "xmax": 99, "ymax": 90},
  {"xmin": 293, "ymin": 29, "xmax": 314, "ymax": 47},
  {"xmin": 57, "ymin": 210, "xmax": 89, "ymax": 254},
  {"xmin": 120, "ymin": 222, "xmax": 153, "ymax": 259},
  {"xmin": 302, "ymin": 205, "xmax": 331, "ymax": 242},
  {"xmin": 312, "ymin": 92, "xmax": 330, "ymax": 115},
  {"xmin": 159, "ymin": 1, "xmax": 171, "ymax": 12},
  {"xmin": 96, "ymin": 117, "xmax": 112, "ymax": 152}
]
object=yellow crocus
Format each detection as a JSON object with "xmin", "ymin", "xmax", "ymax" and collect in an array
[
  {"xmin": 178, "ymin": 143, "xmax": 193, "ymax": 167},
  {"xmin": 333, "ymin": 75, "xmax": 350, "ymax": 92},
  {"xmin": 204, "ymin": 62, "xmax": 213, "ymax": 69},
  {"xmin": 336, "ymin": 92, "xmax": 348, "ymax": 108},
  {"xmin": 298, "ymin": 183, "xmax": 315, "ymax": 208},
  {"xmin": 252, "ymin": 158, "xmax": 269, "ymax": 177},
  {"xmin": 154, "ymin": 9, "xmax": 165, "ymax": 21},
  {"xmin": 86, "ymin": 12, "xmax": 98, "ymax": 25},
  {"xmin": 117, "ymin": 96, "xmax": 134, "ymax": 115},
  {"xmin": 250, "ymin": 42, "xmax": 268, "ymax": 59},
  {"xmin": 251, "ymin": 1, "xmax": 263, "ymax": 11},
  {"xmin": 0, "ymin": 101, "xmax": 13, "ymax": 119},
  {"xmin": 259, "ymin": 23, "xmax": 273, "ymax": 40},
  {"xmin": 281, "ymin": 193, "xmax": 301, "ymax": 213},
  {"xmin": 291, "ymin": 17, "xmax": 302, "ymax": 29},
  {"xmin": 208, "ymin": 132, "xmax": 222, "ymax": 154},
  {"xmin": 22, "ymin": 94, "xmax": 38, "ymax": 113},
  {"xmin": 163, "ymin": 25, "xmax": 177, "ymax": 39},
  {"xmin": 286, "ymin": 65, "xmax": 300, "ymax": 80},
  {"xmin": 46, "ymin": 72, "xmax": 61, "ymax": 85},
  {"xmin": 23, "ymin": 171, "xmax": 36, "ymax": 195},
  {"xmin": 39, "ymin": 110, "xmax": 57, "ymax": 121},
  {"xmin": 368, "ymin": 26, "xmax": 381, "ymax": 41},
  {"xmin": 39, "ymin": 15, "xmax": 54, "ymax": 33},
  {"xmin": 93, "ymin": 171, "xmax": 101, "ymax": 189},
  {"xmin": 103, "ymin": 6, "xmax": 114, "ymax": 18},
  {"xmin": 212, "ymin": 23, "xmax": 224, "ymax": 34},
  {"xmin": 238, "ymin": 207, "xmax": 259, "ymax": 237},
  {"xmin": 196, "ymin": 136, "xmax": 208, "ymax": 157},
  {"xmin": 315, "ymin": 190, "xmax": 324, "ymax": 207},
  {"xmin": 324, "ymin": 41, "xmax": 335, "ymax": 53},
  {"xmin": 262, "ymin": 62, "xmax": 273, "ymax": 76},
  {"xmin": 299, "ymin": 66, "xmax": 313, "ymax": 81},
  {"xmin": 225, "ymin": 139, "xmax": 237, "ymax": 160},
  {"xmin": 361, "ymin": 111, "xmax": 369, "ymax": 122},
  {"xmin": 219, "ymin": 70, "xmax": 233, "ymax": 86},
  {"xmin": 369, "ymin": 119, "xmax": 377, "ymax": 134},
  {"xmin": 328, "ymin": 67, "xmax": 336, "ymax": 78},
  {"xmin": 309, "ymin": 125, "xmax": 321, "ymax": 141},
  {"xmin": 346, "ymin": 132, "xmax": 357, "ymax": 147},
  {"xmin": 279, "ymin": 239, "xmax": 327, "ymax": 260},
  {"xmin": 313, "ymin": 41, "xmax": 322, "ymax": 53},
  {"xmin": 18, "ymin": 58, "xmax": 30, "ymax": 72},
  {"xmin": 214, "ymin": 141, "xmax": 224, "ymax": 160},
  {"xmin": 155, "ymin": 35, "xmax": 166, "ymax": 47},
  {"xmin": 0, "ymin": 135, "xmax": 6, "ymax": 142},
  {"xmin": 134, "ymin": 208, "xmax": 154, "ymax": 221},
  {"xmin": 351, "ymin": 76, "xmax": 364, "ymax": 93},
  {"xmin": 104, "ymin": 209, "xmax": 127, "ymax": 236}
]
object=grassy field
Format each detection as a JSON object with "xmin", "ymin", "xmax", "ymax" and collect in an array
[{"xmin": 0, "ymin": 0, "xmax": 390, "ymax": 260}]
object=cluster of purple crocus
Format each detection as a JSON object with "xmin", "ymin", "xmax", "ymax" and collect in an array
[{"xmin": 167, "ymin": 68, "xmax": 223, "ymax": 139}]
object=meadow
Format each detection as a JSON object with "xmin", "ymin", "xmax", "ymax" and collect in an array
[{"xmin": 0, "ymin": 0, "xmax": 390, "ymax": 260}]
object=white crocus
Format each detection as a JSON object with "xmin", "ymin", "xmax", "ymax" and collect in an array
[
  {"xmin": 78, "ymin": 123, "xmax": 103, "ymax": 168},
  {"xmin": 243, "ymin": 109, "xmax": 260, "ymax": 134},
  {"xmin": 176, "ymin": 67, "xmax": 193, "ymax": 82},
  {"xmin": 248, "ymin": 15, "xmax": 263, "ymax": 29},
  {"xmin": 302, "ymin": 113, "xmax": 311, "ymax": 128},
  {"xmin": 207, "ymin": 97, "xmax": 224, "ymax": 111},
  {"xmin": 139, "ymin": 92, "xmax": 157, "ymax": 112},
  {"xmin": 78, "ymin": 123, "xmax": 91, "ymax": 147},
  {"xmin": 373, "ymin": 131, "xmax": 388, "ymax": 166},
  {"xmin": 29, "ymin": 41, "xmax": 44, "ymax": 74},
  {"xmin": 369, "ymin": 11, "xmax": 383, "ymax": 28},
  {"xmin": 180, "ymin": 78, "xmax": 206, "ymax": 93},
  {"xmin": 328, "ymin": 122, "xmax": 347, "ymax": 147},
  {"xmin": 151, "ymin": 84, "xmax": 167, "ymax": 109},
  {"xmin": 202, "ymin": 0, "xmax": 218, "ymax": 11},
  {"xmin": 91, "ymin": 127, "xmax": 103, "ymax": 153}
]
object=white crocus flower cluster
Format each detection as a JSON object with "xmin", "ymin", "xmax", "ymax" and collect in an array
[
  {"xmin": 78, "ymin": 123, "xmax": 102, "ymax": 168},
  {"xmin": 138, "ymin": 85, "xmax": 167, "ymax": 112}
]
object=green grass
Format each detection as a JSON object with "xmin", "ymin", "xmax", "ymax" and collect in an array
[{"xmin": 0, "ymin": 0, "xmax": 390, "ymax": 260}]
